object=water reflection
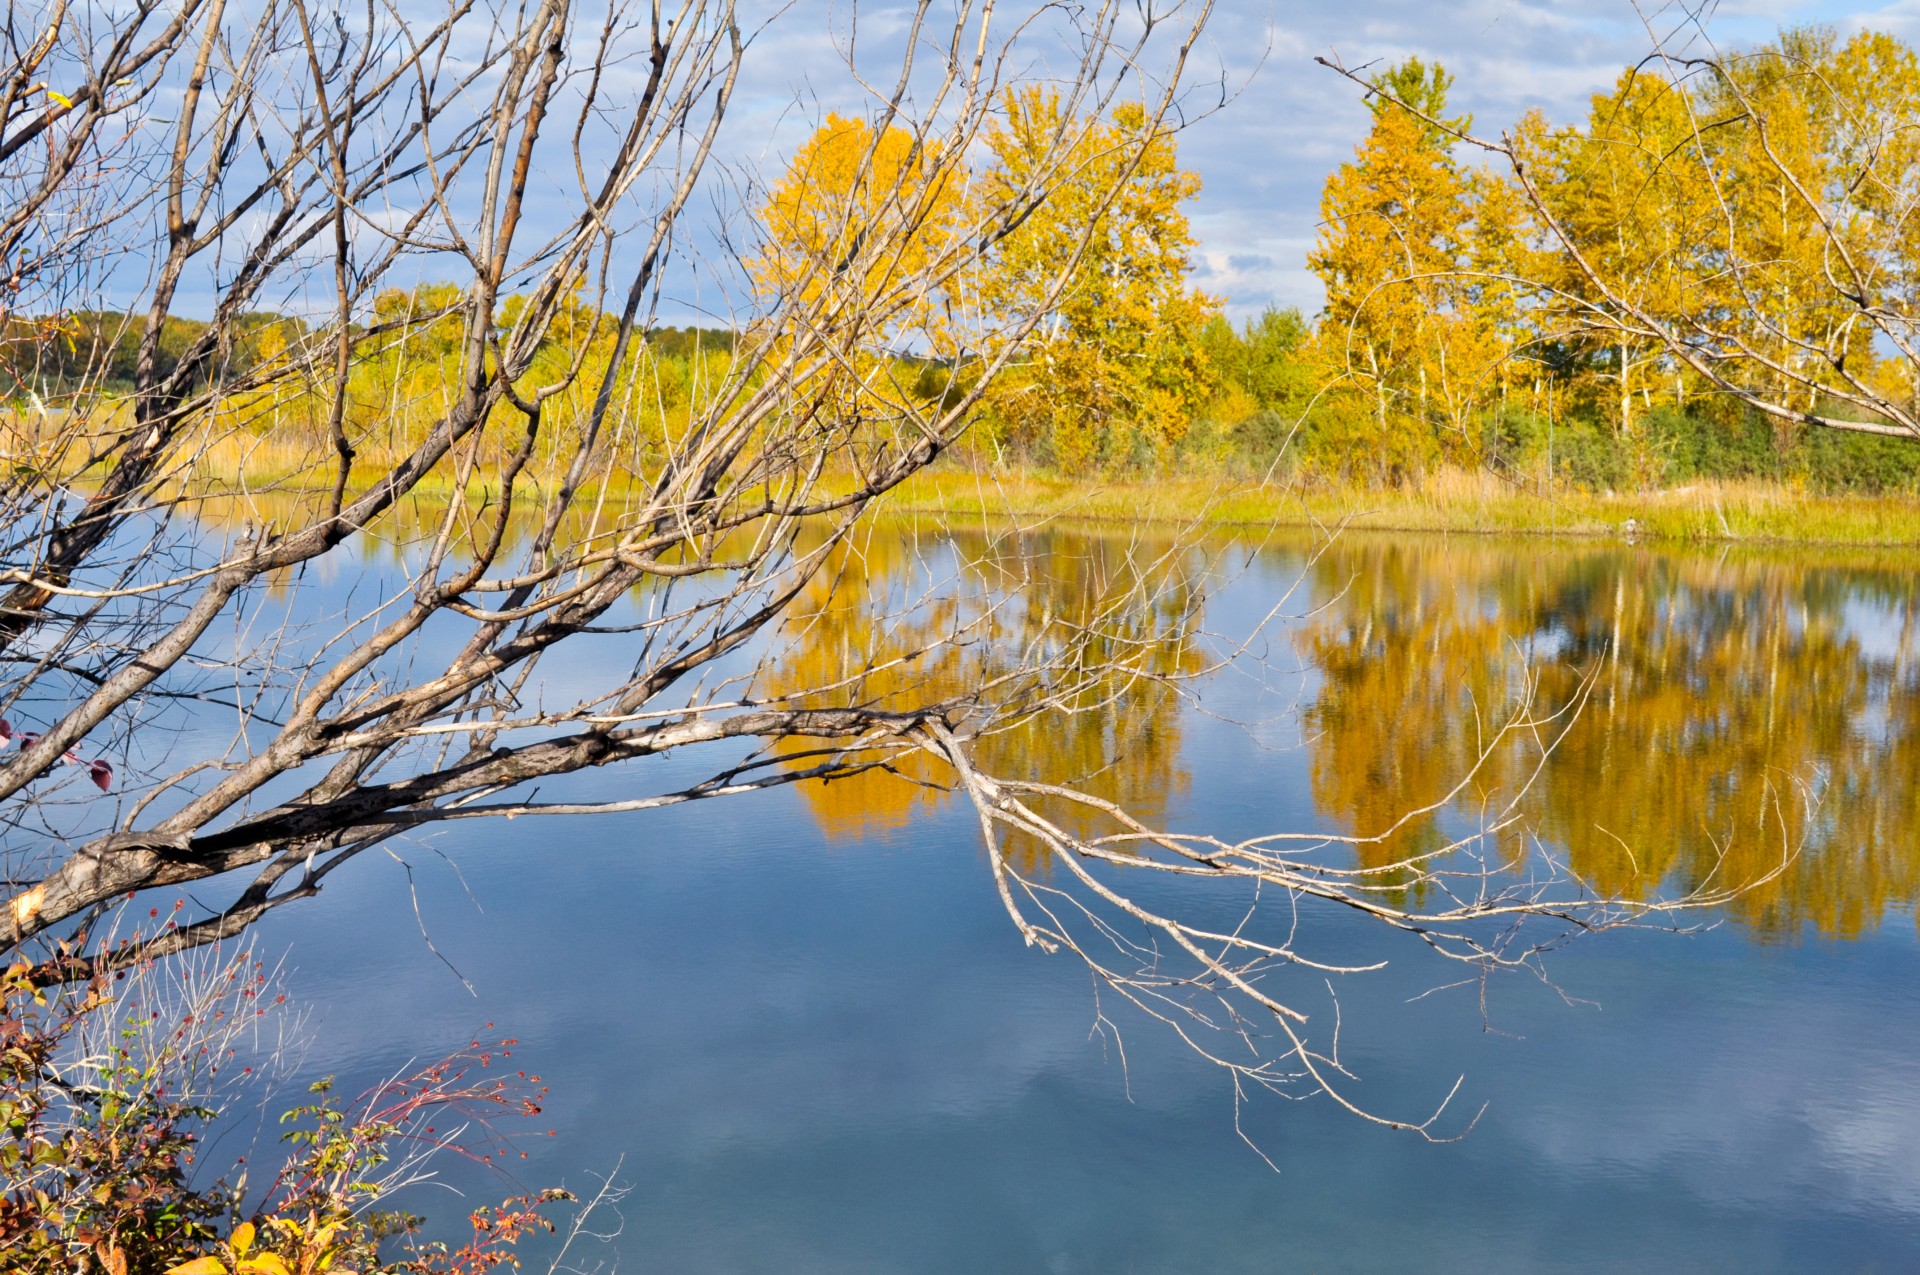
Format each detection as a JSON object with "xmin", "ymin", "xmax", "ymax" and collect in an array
[
  {"xmin": 1300, "ymin": 537, "xmax": 1920, "ymax": 940},
  {"xmin": 186, "ymin": 488, "xmax": 1920, "ymax": 943},
  {"xmin": 756, "ymin": 519, "xmax": 1920, "ymax": 943},
  {"xmin": 201, "ymin": 511, "xmax": 1920, "ymax": 1269},
  {"xmin": 762, "ymin": 522, "xmax": 1205, "ymax": 873}
]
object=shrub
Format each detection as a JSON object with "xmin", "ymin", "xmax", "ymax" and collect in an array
[{"xmin": 1, "ymin": 954, "xmax": 570, "ymax": 1274}]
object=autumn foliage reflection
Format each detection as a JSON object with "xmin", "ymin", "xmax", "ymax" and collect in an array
[
  {"xmin": 172, "ymin": 498, "xmax": 1919, "ymax": 942},
  {"xmin": 1300, "ymin": 537, "xmax": 1920, "ymax": 940},
  {"xmin": 762, "ymin": 521, "xmax": 1204, "ymax": 870}
]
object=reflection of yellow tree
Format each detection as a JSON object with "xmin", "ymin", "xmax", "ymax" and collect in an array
[
  {"xmin": 1300, "ymin": 542, "xmax": 1539, "ymax": 892},
  {"xmin": 1299, "ymin": 536, "xmax": 1920, "ymax": 940},
  {"xmin": 760, "ymin": 524, "xmax": 975, "ymax": 839},
  {"xmin": 761, "ymin": 522, "xmax": 1204, "ymax": 868}
]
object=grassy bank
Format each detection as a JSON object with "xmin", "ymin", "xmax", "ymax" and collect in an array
[
  {"xmin": 91, "ymin": 432, "xmax": 1920, "ymax": 550},
  {"xmin": 884, "ymin": 465, "xmax": 1920, "ymax": 548}
]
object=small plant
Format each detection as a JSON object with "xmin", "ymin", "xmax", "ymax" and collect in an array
[
  {"xmin": 2, "ymin": 946, "xmax": 575, "ymax": 1274},
  {"xmin": 166, "ymin": 1219, "xmax": 324, "ymax": 1275},
  {"xmin": 0, "ymin": 954, "xmax": 235, "ymax": 1272}
]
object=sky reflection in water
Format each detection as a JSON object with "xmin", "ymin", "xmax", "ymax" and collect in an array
[{"xmin": 233, "ymin": 521, "xmax": 1920, "ymax": 1273}]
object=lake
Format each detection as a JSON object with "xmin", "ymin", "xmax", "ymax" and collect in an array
[{"xmin": 210, "ymin": 517, "xmax": 1920, "ymax": 1272}]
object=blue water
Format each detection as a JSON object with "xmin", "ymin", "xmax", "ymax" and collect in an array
[{"xmin": 204, "ymin": 527, "xmax": 1920, "ymax": 1272}]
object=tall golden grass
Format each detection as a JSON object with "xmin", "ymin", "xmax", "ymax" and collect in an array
[{"xmin": 884, "ymin": 464, "xmax": 1920, "ymax": 548}]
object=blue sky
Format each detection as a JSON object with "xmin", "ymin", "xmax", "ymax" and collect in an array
[{"xmin": 156, "ymin": 1, "xmax": 1920, "ymax": 326}]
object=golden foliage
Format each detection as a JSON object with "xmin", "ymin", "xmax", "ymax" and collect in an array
[
  {"xmin": 760, "ymin": 522, "xmax": 1202, "ymax": 872},
  {"xmin": 1298, "ymin": 535, "xmax": 1920, "ymax": 939},
  {"xmin": 1307, "ymin": 30, "xmax": 1920, "ymax": 482},
  {"xmin": 751, "ymin": 113, "xmax": 964, "ymax": 349},
  {"xmin": 970, "ymin": 91, "xmax": 1221, "ymax": 470},
  {"xmin": 1306, "ymin": 84, "xmax": 1520, "ymax": 482}
]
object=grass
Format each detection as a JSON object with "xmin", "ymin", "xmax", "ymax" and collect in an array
[
  {"xmin": 883, "ymin": 464, "xmax": 1920, "ymax": 549},
  {"xmin": 11, "ymin": 402, "xmax": 1917, "ymax": 549},
  {"xmin": 163, "ymin": 451, "xmax": 1920, "ymax": 550}
]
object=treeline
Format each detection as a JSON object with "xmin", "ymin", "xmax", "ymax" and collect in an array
[
  {"xmin": 1241, "ymin": 28, "xmax": 1920, "ymax": 492},
  {"xmin": 954, "ymin": 25, "xmax": 1920, "ymax": 493},
  {"xmin": 0, "ymin": 311, "xmax": 280, "ymax": 392},
  {"xmin": 816, "ymin": 23, "xmax": 1920, "ymax": 492},
  {"xmin": 1186, "ymin": 300, "xmax": 1920, "ymax": 494},
  {"xmin": 0, "ymin": 300, "xmax": 740, "ymax": 486},
  {"xmin": 11, "ymin": 25, "xmax": 1919, "ymax": 495},
  {"xmin": 0, "ymin": 307, "xmax": 732, "ymax": 397},
  {"xmin": 1152, "ymin": 26, "xmax": 1920, "ymax": 491}
]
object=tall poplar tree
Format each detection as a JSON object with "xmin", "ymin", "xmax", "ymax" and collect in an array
[
  {"xmin": 1307, "ymin": 60, "xmax": 1518, "ymax": 482},
  {"xmin": 1484, "ymin": 25, "xmax": 1920, "ymax": 448},
  {"xmin": 1701, "ymin": 29, "xmax": 1915, "ymax": 424},
  {"xmin": 969, "ymin": 89, "xmax": 1220, "ymax": 470},
  {"xmin": 752, "ymin": 113, "xmax": 964, "ymax": 346},
  {"xmin": 1525, "ymin": 69, "xmax": 1715, "ymax": 442}
]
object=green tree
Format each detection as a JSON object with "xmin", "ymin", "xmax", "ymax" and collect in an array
[
  {"xmin": 1367, "ymin": 56, "xmax": 1471, "ymax": 146},
  {"xmin": 1198, "ymin": 307, "xmax": 1316, "ymax": 463}
]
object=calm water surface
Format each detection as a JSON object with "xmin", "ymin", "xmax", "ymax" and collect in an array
[{"xmin": 225, "ymin": 522, "xmax": 1920, "ymax": 1272}]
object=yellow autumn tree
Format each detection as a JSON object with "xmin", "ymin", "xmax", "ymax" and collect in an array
[
  {"xmin": 1698, "ymin": 29, "xmax": 1916, "ymax": 425},
  {"xmin": 1521, "ymin": 69, "xmax": 1719, "ymax": 464},
  {"xmin": 1529, "ymin": 39, "xmax": 1894, "ymax": 451},
  {"xmin": 968, "ymin": 89, "xmax": 1220, "ymax": 471},
  {"xmin": 1306, "ymin": 61, "xmax": 1520, "ymax": 483},
  {"xmin": 749, "ymin": 113, "xmax": 968, "ymax": 461},
  {"xmin": 752, "ymin": 113, "xmax": 964, "ymax": 341},
  {"xmin": 1500, "ymin": 26, "xmax": 1920, "ymax": 447}
]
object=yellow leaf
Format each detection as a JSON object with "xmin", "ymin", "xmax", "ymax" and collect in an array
[
  {"xmin": 241, "ymin": 1254, "xmax": 292, "ymax": 1275},
  {"xmin": 166, "ymin": 1259, "xmax": 230, "ymax": 1275},
  {"xmin": 232, "ymin": 1222, "xmax": 256, "ymax": 1256},
  {"xmin": 46, "ymin": 89, "xmax": 72, "ymax": 109}
]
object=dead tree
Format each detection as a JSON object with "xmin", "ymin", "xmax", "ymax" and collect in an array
[{"xmin": 0, "ymin": 0, "xmax": 1779, "ymax": 1137}]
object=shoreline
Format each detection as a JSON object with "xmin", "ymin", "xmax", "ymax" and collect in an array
[
  {"xmin": 175, "ymin": 462, "xmax": 1920, "ymax": 551},
  {"xmin": 879, "ymin": 467, "xmax": 1920, "ymax": 550}
]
